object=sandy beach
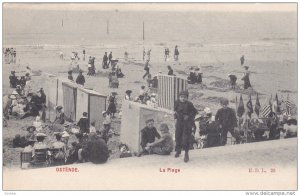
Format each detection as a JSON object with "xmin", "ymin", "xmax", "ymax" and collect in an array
[{"xmin": 2, "ymin": 4, "xmax": 298, "ymax": 190}]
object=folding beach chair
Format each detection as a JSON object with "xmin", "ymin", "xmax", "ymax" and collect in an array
[{"xmin": 20, "ymin": 152, "xmax": 33, "ymax": 169}]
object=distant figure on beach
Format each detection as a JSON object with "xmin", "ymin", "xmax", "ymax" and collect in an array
[
  {"xmin": 174, "ymin": 45, "xmax": 179, "ymax": 61},
  {"xmin": 194, "ymin": 68, "xmax": 203, "ymax": 84},
  {"xmin": 167, "ymin": 65, "xmax": 174, "ymax": 76},
  {"xmin": 164, "ymin": 48, "xmax": 170, "ymax": 61},
  {"xmin": 147, "ymin": 49, "xmax": 151, "ymax": 61},
  {"xmin": 102, "ymin": 52, "xmax": 108, "ymax": 69},
  {"xmin": 240, "ymin": 55, "xmax": 245, "ymax": 66},
  {"xmin": 143, "ymin": 48, "xmax": 146, "ymax": 61},
  {"xmin": 76, "ymin": 70, "xmax": 85, "ymax": 86},
  {"xmin": 124, "ymin": 51, "xmax": 129, "ymax": 61},
  {"xmin": 241, "ymin": 66, "xmax": 251, "ymax": 90},
  {"xmin": 143, "ymin": 59, "xmax": 150, "ymax": 79},
  {"xmin": 108, "ymin": 52, "xmax": 113, "ymax": 66},
  {"xmin": 59, "ymin": 52, "xmax": 64, "ymax": 60},
  {"xmin": 83, "ymin": 49, "xmax": 86, "ymax": 61},
  {"xmin": 228, "ymin": 74, "xmax": 237, "ymax": 89}
]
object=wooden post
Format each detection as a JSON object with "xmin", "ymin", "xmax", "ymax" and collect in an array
[
  {"xmin": 107, "ymin": 20, "xmax": 109, "ymax": 35},
  {"xmin": 143, "ymin": 21, "xmax": 145, "ymax": 41}
]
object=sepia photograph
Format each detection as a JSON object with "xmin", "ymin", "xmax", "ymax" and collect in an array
[{"xmin": 2, "ymin": 2, "xmax": 298, "ymax": 191}]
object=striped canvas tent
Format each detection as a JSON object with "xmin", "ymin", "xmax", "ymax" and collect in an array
[
  {"xmin": 76, "ymin": 87, "xmax": 107, "ymax": 130},
  {"xmin": 157, "ymin": 74, "xmax": 187, "ymax": 110}
]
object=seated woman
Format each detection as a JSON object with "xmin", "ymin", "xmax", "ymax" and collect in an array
[
  {"xmin": 50, "ymin": 133, "xmax": 67, "ymax": 165},
  {"xmin": 145, "ymin": 123, "xmax": 173, "ymax": 155},
  {"xmin": 53, "ymin": 106, "xmax": 64, "ymax": 124}
]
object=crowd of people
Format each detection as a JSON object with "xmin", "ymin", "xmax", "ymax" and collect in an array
[
  {"xmin": 4, "ymin": 45, "xmax": 297, "ymax": 168},
  {"xmin": 3, "ymin": 47, "xmax": 17, "ymax": 64}
]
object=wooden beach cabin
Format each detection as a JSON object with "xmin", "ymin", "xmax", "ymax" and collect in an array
[
  {"xmin": 120, "ymin": 100, "xmax": 168, "ymax": 153},
  {"xmin": 76, "ymin": 87, "xmax": 107, "ymax": 130}
]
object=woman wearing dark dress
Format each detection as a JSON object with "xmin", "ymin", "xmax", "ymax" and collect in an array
[
  {"xmin": 107, "ymin": 93, "xmax": 117, "ymax": 118},
  {"xmin": 241, "ymin": 66, "xmax": 251, "ymax": 89}
]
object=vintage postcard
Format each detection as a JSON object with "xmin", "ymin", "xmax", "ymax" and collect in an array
[{"xmin": 2, "ymin": 2, "xmax": 298, "ymax": 191}]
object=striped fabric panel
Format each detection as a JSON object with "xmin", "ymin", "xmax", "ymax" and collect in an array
[
  {"xmin": 262, "ymin": 104, "xmax": 271, "ymax": 117},
  {"xmin": 157, "ymin": 74, "xmax": 187, "ymax": 111}
]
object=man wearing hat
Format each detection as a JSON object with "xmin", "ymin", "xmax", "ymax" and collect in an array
[
  {"xmin": 76, "ymin": 70, "xmax": 85, "ymax": 86},
  {"xmin": 77, "ymin": 112, "xmax": 90, "ymax": 134},
  {"xmin": 139, "ymin": 119, "xmax": 161, "ymax": 156},
  {"xmin": 215, "ymin": 98, "xmax": 238, "ymax": 145},
  {"xmin": 174, "ymin": 90, "xmax": 197, "ymax": 162}
]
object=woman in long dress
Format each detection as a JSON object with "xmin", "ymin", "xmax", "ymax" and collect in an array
[
  {"xmin": 242, "ymin": 66, "xmax": 251, "ymax": 89},
  {"xmin": 107, "ymin": 93, "xmax": 117, "ymax": 118}
]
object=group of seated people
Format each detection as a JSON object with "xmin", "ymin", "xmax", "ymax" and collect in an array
[
  {"xmin": 20, "ymin": 129, "xmax": 109, "ymax": 168},
  {"xmin": 9, "ymin": 71, "xmax": 31, "ymax": 90},
  {"xmin": 145, "ymin": 74, "xmax": 158, "ymax": 88},
  {"xmin": 124, "ymin": 86, "xmax": 158, "ymax": 107},
  {"xmin": 18, "ymin": 109, "xmax": 120, "ymax": 168},
  {"xmin": 6, "ymin": 86, "xmax": 46, "ymax": 121},
  {"xmin": 187, "ymin": 67, "xmax": 202, "ymax": 85}
]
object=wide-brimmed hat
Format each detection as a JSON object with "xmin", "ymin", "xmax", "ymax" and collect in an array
[
  {"xmin": 36, "ymin": 132, "xmax": 47, "ymax": 137},
  {"xmin": 56, "ymin": 105, "xmax": 63, "ymax": 110},
  {"xmin": 244, "ymin": 66, "xmax": 249, "ymax": 69},
  {"xmin": 9, "ymin": 95, "xmax": 17, "ymax": 99},
  {"xmin": 125, "ymin": 90, "xmax": 132, "ymax": 94},
  {"xmin": 27, "ymin": 126, "xmax": 36, "ymax": 132},
  {"xmin": 62, "ymin": 131, "xmax": 70, "ymax": 138},
  {"xmin": 111, "ymin": 92, "xmax": 118, "ymax": 95},
  {"xmin": 11, "ymin": 90, "xmax": 18, "ymax": 95}
]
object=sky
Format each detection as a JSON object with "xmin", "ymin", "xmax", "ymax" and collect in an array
[{"xmin": 3, "ymin": 3, "xmax": 297, "ymax": 12}]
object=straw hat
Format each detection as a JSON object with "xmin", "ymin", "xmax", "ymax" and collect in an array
[{"xmin": 36, "ymin": 132, "xmax": 47, "ymax": 137}]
